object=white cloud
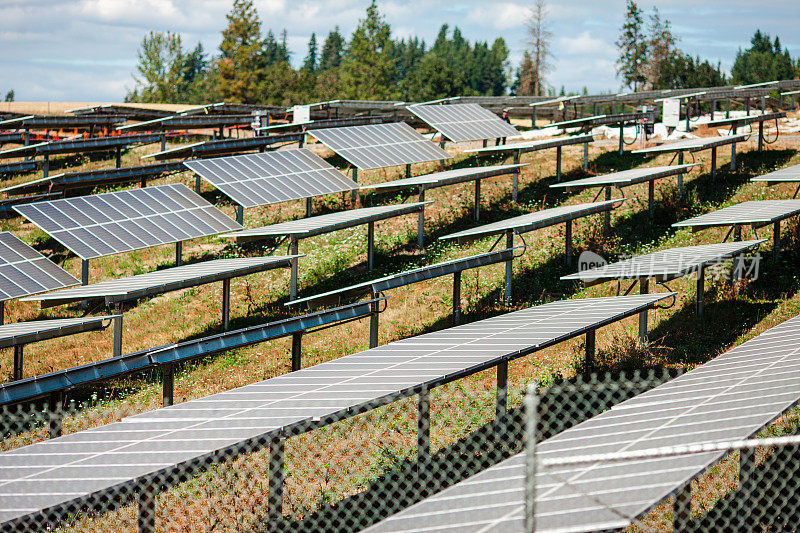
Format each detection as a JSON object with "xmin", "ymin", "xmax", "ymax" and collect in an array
[
  {"xmin": 558, "ymin": 31, "xmax": 614, "ymax": 56},
  {"xmin": 466, "ymin": 2, "xmax": 529, "ymax": 30}
]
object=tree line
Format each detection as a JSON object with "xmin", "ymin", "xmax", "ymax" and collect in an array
[{"xmin": 126, "ymin": 0, "xmax": 510, "ymax": 105}]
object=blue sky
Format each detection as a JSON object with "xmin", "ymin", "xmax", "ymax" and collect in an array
[{"xmin": 0, "ymin": 0, "xmax": 797, "ymax": 102}]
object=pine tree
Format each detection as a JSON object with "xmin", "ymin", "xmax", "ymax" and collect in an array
[
  {"xmin": 525, "ymin": 0, "xmax": 552, "ymax": 96},
  {"xmin": 645, "ymin": 7, "xmax": 678, "ymax": 89},
  {"xmin": 319, "ymin": 27, "xmax": 345, "ymax": 71},
  {"xmin": 732, "ymin": 30, "xmax": 797, "ymax": 84},
  {"xmin": 339, "ymin": 1, "xmax": 397, "ymax": 99},
  {"xmin": 217, "ymin": 0, "xmax": 264, "ymax": 103},
  {"xmin": 4, "ymin": 90, "xmax": 14, "ymax": 102},
  {"xmin": 616, "ymin": 0, "xmax": 647, "ymax": 90},
  {"xmin": 515, "ymin": 51, "xmax": 536, "ymax": 95},
  {"xmin": 302, "ymin": 33, "xmax": 318, "ymax": 72}
]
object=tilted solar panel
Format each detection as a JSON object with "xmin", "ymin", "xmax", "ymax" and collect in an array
[
  {"xmin": 310, "ymin": 122, "xmax": 452, "ymax": 170},
  {"xmin": 14, "ymin": 184, "xmax": 241, "ymax": 260},
  {"xmin": 0, "ymin": 232, "xmax": 78, "ymax": 301},
  {"xmin": 752, "ymin": 163, "xmax": 800, "ymax": 182},
  {"xmin": 408, "ymin": 104, "xmax": 519, "ymax": 142},
  {"xmin": 184, "ymin": 149, "xmax": 358, "ymax": 208}
]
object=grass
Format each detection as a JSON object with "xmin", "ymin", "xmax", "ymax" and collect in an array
[{"xmin": 0, "ymin": 123, "xmax": 799, "ymax": 530}]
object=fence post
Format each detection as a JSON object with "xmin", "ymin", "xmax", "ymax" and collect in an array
[{"xmin": 524, "ymin": 387, "xmax": 539, "ymax": 533}]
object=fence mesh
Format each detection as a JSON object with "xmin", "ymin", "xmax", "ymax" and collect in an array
[{"xmin": 1, "ymin": 369, "xmax": 799, "ymax": 532}]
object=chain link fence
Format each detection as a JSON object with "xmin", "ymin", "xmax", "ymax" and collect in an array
[{"xmin": 1, "ymin": 369, "xmax": 799, "ymax": 532}]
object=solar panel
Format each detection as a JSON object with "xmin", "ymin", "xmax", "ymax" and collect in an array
[
  {"xmin": 633, "ymin": 133, "xmax": 749, "ymax": 154},
  {"xmin": 142, "ymin": 134, "xmax": 303, "ymax": 161},
  {"xmin": 674, "ymin": 200, "xmax": 800, "ymax": 229},
  {"xmin": 0, "ymin": 316, "xmax": 114, "ymax": 349},
  {"xmin": 360, "ymin": 164, "xmax": 526, "ymax": 193},
  {"xmin": 223, "ymin": 202, "xmax": 429, "ymax": 242},
  {"xmin": 465, "ymin": 134, "xmax": 595, "ymax": 156},
  {"xmin": 407, "ymin": 104, "xmax": 519, "ymax": 142},
  {"xmin": 551, "ymin": 164, "xmax": 696, "ymax": 190},
  {"xmin": 0, "ymin": 231, "xmax": 78, "ymax": 301},
  {"xmin": 0, "ymin": 293, "xmax": 671, "ymax": 530},
  {"xmin": 550, "ymin": 112, "xmax": 651, "ymax": 129},
  {"xmin": 23, "ymin": 256, "xmax": 296, "ymax": 308},
  {"xmin": 752, "ymin": 163, "xmax": 800, "ymax": 183},
  {"xmin": 184, "ymin": 149, "xmax": 358, "ymax": 208},
  {"xmin": 14, "ymin": 184, "xmax": 242, "ymax": 260},
  {"xmin": 562, "ymin": 240, "xmax": 765, "ymax": 283},
  {"xmin": 310, "ymin": 122, "xmax": 452, "ymax": 170},
  {"xmin": 706, "ymin": 111, "xmax": 786, "ymax": 128},
  {"xmin": 363, "ymin": 312, "xmax": 800, "ymax": 533},
  {"xmin": 440, "ymin": 200, "xmax": 623, "ymax": 243}
]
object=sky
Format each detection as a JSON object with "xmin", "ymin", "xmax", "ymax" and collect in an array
[{"xmin": 0, "ymin": 0, "xmax": 798, "ymax": 102}]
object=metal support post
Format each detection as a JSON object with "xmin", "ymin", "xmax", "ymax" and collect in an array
[
  {"xmin": 351, "ymin": 168, "xmax": 358, "ymax": 204},
  {"xmin": 696, "ymin": 265, "xmax": 705, "ymax": 319},
  {"xmin": 367, "ymin": 221, "xmax": 375, "ymax": 271},
  {"xmin": 565, "ymin": 219, "xmax": 572, "ymax": 266},
  {"xmin": 512, "ymin": 151, "xmax": 521, "ymax": 203},
  {"xmin": 175, "ymin": 241, "xmax": 182, "ymax": 267},
  {"xmin": 42, "ymin": 155, "xmax": 49, "ymax": 178},
  {"xmin": 483, "ymin": 139, "xmax": 488, "ymax": 148},
  {"xmin": 0, "ymin": 300, "xmax": 4, "ymax": 325},
  {"xmin": 417, "ymin": 387, "xmax": 431, "ymax": 487},
  {"xmin": 195, "ymin": 175, "xmax": 201, "ymax": 193},
  {"xmin": 504, "ymin": 230, "xmax": 514, "ymax": 301},
  {"xmin": 405, "ymin": 164, "xmax": 411, "ymax": 179},
  {"xmin": 524, "ymin": 392, "xmax": 538, "ymax": 533},
  {"xmin": 495, "ymin": 360, "xmax": 508, "ymax": 437},
  {"xmin": 12, "ymin": 345, "xmax": 23, "ymax": 381},
  {"xmin": 638, "ymin": 278, "xmax": 649, "ymax": 346},
  {"xmin": 417, "ymin": 189, "xmax": 425, "ymax": 248},
  {"xmin": 618, "ymin": 125, "xmax": 624, "ymax": 154},
  {"xmin": 268, "ymin": 435, "xmax": 285, "ymax": 530},
  {"xmin": 305, "ymin": 197, "xmax": 312, "ymax": 218},
  {"xmin": 137, "ymin": 485, "xmax": 156, "ymax": 533},
  {"xmin": 369, "ymin": 293, "xmax": 379, "ymax": 348},
  {"xmin": 673, "ymin": 483, "xmax": 692, "ymax": 532},
  {"xmin": 726, "ymin": 98, "xmax": 731, "ymax": 119},
  {"xmin": 555, "ymin": 146, "xmax": 562, "ymax": 181},
  {"xmin": 685, "ymin": 99, "xmax": 691, "ymax": 132},
  {"xmin": 648, "ymin": 179, "xmax": 654, "ymax": 220},
  {"xmin": 115, "ymin": 146, "xmax": 122, "ymax": 168},
  {"xmin": 113, "ymin": 303, "xmax": 123, "ymax": 358},
  {"xmin": 604, "ymin": 186, "xmax": 612, "ymax": 236},
  {"xmin": 162, "ymin": 363, "xmax": 174, "ymax": 406},
  {"xmin": 221, "ymin": 278, "xmax": 231, "ymax": 331},
  {"xmin": 773, "ymin": 221, "xmax": 781, "ymax": 261},
  {"xmin": 48, "ymin": 390, "xmax": 64, "ymax": 439},
  {"xmin": 711, "ymin": 146, "xmax": 717, "ymax": 180},
  {"xmin": 289, "ymin": 238, "xmax": 298, "ymax": 301},
  {"xmin": 583, "ymin": 142, "xmax": 589, "ymax": 171},
  {"xmin": 291, "ymin": 332, "xmax": 302, "ymax": 371},
  {"xmin": 235, "ymin": 205, "xmax": 244, "ymax": 226},
  {"xmin": 585, "ymin": 329, "xmax": 595, "ymax": 373},
  {"xmin": 758, "ymin": 120, "xmax": 764, "ymax": 152},
  {"xmin": 452, "ymin": 271, "xmax": 462, "ymax": 326},
  {"xmin": 474, "ymin": 180, "xmax": 481, "ymax": 221},
  {"xmin": 677, "ymin": 152, "xmax": 684, "ymax": 196}
]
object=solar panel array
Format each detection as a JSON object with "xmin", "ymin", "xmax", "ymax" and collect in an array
[
  {"xmin": 360, "ymin": 164, "xmax": 526, "ymax": 192},
  {"xmin": 0, "ymin": 316, "xmax": 114, "ymax": 349},
  {"xmin": 633, "ymin": 133, "xmax": 749, "ymax": 154},
  {"xmin": 440, "ymin": 200, "xmax": 623, "ymax": 242},
  {"xmin": 14, "ymin": 184, "xmax": 241, "ymax": 260},
  {"xmin": 184, "ymin": 149, "xmax": 358, "ymax": 208},
  {"xmin": 674, "ymin": 200, "xmax": 800, "ymax": 228},
  {"xmin": 562, "ymin": 239, "xmax": 764, "ymax": 282},
  {"xmin": 0, "ymin": 231, "xmax": 78, "ymax": 301},
  {"xmin": 408, "ymin": 104, "xmax": 519, "ymax": 142},
  {"xmin": 310, "ymin": 122, "xmax": 452, "ymax": 170},
  {"xmin": 466, "ymin": 134, "xmax": 595, "ymax": 155},
  {"xmin": 0, "ymin": 294, "xmax": 670, "ymax": 529},
  {"xmin": 752, "ymin": 163, "xmax": 800, "ymax": 182},
  {"xmin": 363, "ymin": 312, "xmax": 800, "ymax": 533},
  {"xmin": 551, "ymin": 164, "xmax": 696, "ymax": 189}
]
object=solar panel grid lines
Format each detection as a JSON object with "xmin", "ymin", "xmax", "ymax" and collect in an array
[
  {"xmin": 705, "ymin": 111, "xmax": 787, "ymax": 128},
  {"xmin": 464, "ymin": 134, "xmax": 596, "ymax": 155},
  {"xmin": 440, "ymin": 199, "xmax": 624, "ymax": 242},
  {"xmin": 184, "ymin": 149, "xmax": 358, "ymax": 208},
  {"xmin": 673, "ymin": 200, "xmax": 800, "ymax": 228},
  {"xmin": 222, "ymin": 202, "xmax": 430, "ymax": 241},
  {"xmin": 550, "ymin": 164, "xmax": 697, "ymax": 190},
  {"xmin": 407, "ymin": 104, "xmax": 519, "ymax": 142},
  {"xmin": 0, "ymin": 232, "xmax": 78, "ymax": 301},
  {"xmin": 0, "ymin": 294, "xmax": 672, "ymax": 529},
  {"xmin": 752, "ymin": 163, "xmax": 800, "ymax": 182},
  {"xmin": 364, "ymin": 313, "xmax": 800, "ymax": 533},
  {"xmin": 13, "ymin": 184, "xmax": 241, "ymax": 260},
  {"xmin": 359, "ymin": 164, "xmax": 527, "ymax": 192},
  {"xmin": 21, "ymin": 256, "xmax": 297, "ymax": 308},
  {"xmin": 632, "ymin": 133, "xmax": 750, "ymax": 154},
  {"xmin": 0, "ymin": 316, "xmax": 116, "ymax": 349},
  {"xmin": 561, "ymin": 239, "xmax": 765, "ymax": 283},
  {"xmin": 309, "ymin": 122, "xmax": 452, "ymax": 170}
]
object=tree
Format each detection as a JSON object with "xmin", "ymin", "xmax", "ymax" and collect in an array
[
  {"xmin": 338, "ymin": 1, "xmax": 397, "ymax": 99},
  {"xmin": 217, "ymin": 0, "xmax": 264, "ymax": 103},
  {"xmin": 655, "ymin": 53, "xmax": 726, "ymax": 89},
  {"xmin": 731, "ymin": 30, "xmax": 798, "ymax": 85},
  {"xmin": 514, "ymin": 51, "xmax": 536, "ymax": 95},
  {"xmin": 4, "ymin": 90, "xmax": 13, "ymax": 102},
  {"xmin": 644, "ymin": 8, "xmax": 678, "ymax": 89},
  {"xmin": 319, "ymin": 27, "xmax": 345, "ymax": 71},
  {"xmin": 525, "ymin": 0, "xmax": 552, "ymax": 96},
  {"xmin": 302, "ymin": 33, "xmax": 318, "ymax": 72},
  {"xmin": 127, "ymin": 31, "xmax": 186, "ymax": 103},
  {"xmin": 616, "ymin": 0, "xmax": 647, "ymax": 90}
]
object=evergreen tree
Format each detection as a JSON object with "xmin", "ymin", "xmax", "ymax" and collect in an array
[
  {"xmin": 217, "ymin": 0, "xmax": 264, "ymax": 103},
  {"xmin": 319, "ymin": 27, "xmax": 345, "ymax": 71},
  {"xmin": 616, "ymin": 0, "xmax": 647, "ymax": 90},
  {"xmin": 4, "ymin": 90, "xmax": 14, "ymax": 102},
  {"xmin": 514, "ymin": 51, "xmax": 536, "ymax": 95},
  {"xmin": 302, "ymin": 33, "xmax": 318, "ymax": 72},
  {"xmin": 339, "ymin": 1, "xmax": 397, "ymax": 99},
  {"xmin": 731, "ymin": 30, "xmax": 798, "ymax": 84},
  {"xmin": 128, "ymin": 31, "xmax": 186, "ymax": 103},
  {"xmin": 645, "ymin": 7, "xmax": 678, "ymax": 90}
]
